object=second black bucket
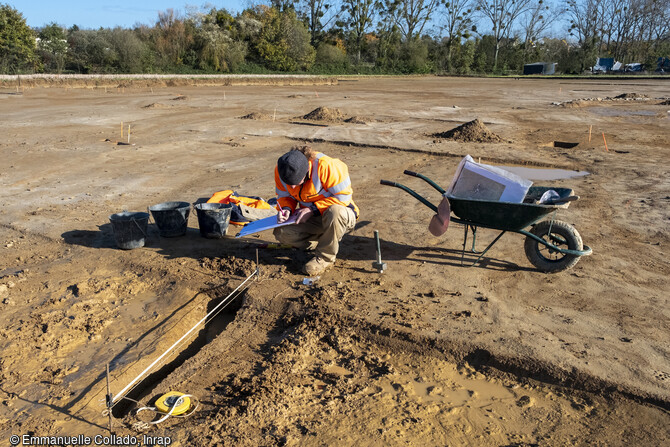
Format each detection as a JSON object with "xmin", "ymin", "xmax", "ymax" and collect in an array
[
  {"xmin": 109, "ymin": 212, "xmax": 150, "ymax": 249},
  {"xmin": 194, "ymin": 203, "xmax": 232, "ymax": 238},
  {"xmin": 149, "ymin": 201, "xmax": 191, "ymax": 237}
]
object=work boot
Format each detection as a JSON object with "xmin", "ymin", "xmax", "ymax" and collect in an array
[{"xmin": 304, "ymin": 256, "xmax": 334, "ymax": 276}]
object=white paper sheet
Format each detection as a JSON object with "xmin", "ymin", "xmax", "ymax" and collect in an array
[
  {"xmin": 446, "ymin": 155, "xmax": 532, "ymax": 203},
  {"xmin": 235, "ymin": 215, "xmax": 297, "ymax": 238}
]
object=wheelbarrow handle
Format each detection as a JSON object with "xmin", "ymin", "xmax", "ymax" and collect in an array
[
  {"xmin": 380, "ymin": 180, "xmax": 399, "ymax": 187},
  {"xmin": 403, "ymin": 170, "xmax": 446, "ymax": 194}
]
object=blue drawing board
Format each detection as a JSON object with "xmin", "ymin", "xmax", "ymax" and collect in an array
[{"xmin": 235, "ymin": 215, "xmax": 297, "ymax": 238}]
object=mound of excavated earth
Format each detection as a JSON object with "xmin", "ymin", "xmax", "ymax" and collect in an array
[
  {"xmin": 302, "ymin": 106, "xmax": 344, "ymax": 122},
  {"xmin": 432, "ymin": 118, "xmax": 502, "ymax": 142}
]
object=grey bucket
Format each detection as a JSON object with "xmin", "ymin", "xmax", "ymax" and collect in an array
[
  {"xmin": 194, "ymin": 203, "xmax": 232, "ymax": 238},
  {"xmin": 149, "ymin": 201, "xmax": 190, "ymax": 237},
  {"xmin": 109, "ymin": 212, "xmax": 150, "ymax": 249}
]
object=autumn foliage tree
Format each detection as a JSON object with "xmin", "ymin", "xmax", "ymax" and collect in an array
[{"xmin": 154, "ymin": 9, "xmax": 195, "ymax": 69}]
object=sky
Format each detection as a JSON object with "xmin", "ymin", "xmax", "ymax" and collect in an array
[{"xmin": 14, "ymin": 1, "xmax": 248, "ymax": 29}]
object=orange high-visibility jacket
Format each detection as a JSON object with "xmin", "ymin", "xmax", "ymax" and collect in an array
[{"xmin": 274, "ymin": 152, "xmax": 359, "ymax": 218}]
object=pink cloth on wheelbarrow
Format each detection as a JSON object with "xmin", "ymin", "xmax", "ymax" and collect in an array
[{"xmin": 428, "ymin": 196, "xmax": 451, "ymax": 236}]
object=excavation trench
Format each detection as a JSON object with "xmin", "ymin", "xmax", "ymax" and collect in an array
[
  {"xmin": 543, "ymin": 140, "xmax": 579, "ymax": 148},
  {"xmin": 110, "ymin": 287, "xmax": 246, "ymax": 418}
]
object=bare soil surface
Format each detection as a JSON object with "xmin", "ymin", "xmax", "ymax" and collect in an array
[{"xmin": 1, "ymin": 76, "xmax": 669, "ymax": 446}]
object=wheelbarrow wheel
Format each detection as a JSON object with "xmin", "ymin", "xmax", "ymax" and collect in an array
[{"xmin": 524, "ymin": 220, "xmax": 583, "ymax": 273}]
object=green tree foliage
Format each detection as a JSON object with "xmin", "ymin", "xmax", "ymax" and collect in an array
[
  {"xmin": 399, "ymin": 37, "xmax": 431, "ymax": 72},
  {"xmin": 65, "ymin": 29, "xmax": 118, "ymax": 73},
  {"xmin": 195, "ymin": 21, "xmax": 234, "ymax": 71},
  {"xmin": 0, "ymin": 3, "xmax": 37, "ymax": 72},
  {"xmin": 452, "ymin": 38, "xmax": 476, "ymax": 73},
  {"xmin": 191, "ymin": 8, "xmax": 248, "ymax": 72},
  {"xmin": 38, "ymin": 22, "xmax": 67, "ymax": 73},
  {"xmin": 256, "ymin": 6, "xmax": 316, "ymax": 71},
  {"xmin": 471, "ymin": 35, "xmax": 496, "ymax": 73},
  {"xmin": 106, "ymin": 28, "xmax": 152, "ymax": 73},
  {"xmin": 66, "ymin": 29, "xmax": 103, "ymax": 73},
  {"xmin": 498, "ymin": 38, "xmax": 526, "ymax": 73},
  {"xmin": 315, "ymin": 41, "xmax": 349, "ymax": 68}
]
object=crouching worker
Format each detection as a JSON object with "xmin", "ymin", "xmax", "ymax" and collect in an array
[{"xmin": 274, "ymin": 145, "xmax": 359, "ymax": 276}]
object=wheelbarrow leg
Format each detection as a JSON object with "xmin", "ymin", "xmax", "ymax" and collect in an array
[
  {"xmin": 461, "ymin": 225, "xmax": 470, "ymax": 265},
  {"xmin": 470, "ymin": 226, "xmax": 478, "ymax": 253},
  {"xmin": 460, "ymin": 225, "xmax": 480, "ymax": 267},
  {"xmin": 461, "ymin": 225, "xmax": 482, "ymax": 256},
  {"xmin": 460, "ymin": 226, "xmax": 507, "ymax": 267}
]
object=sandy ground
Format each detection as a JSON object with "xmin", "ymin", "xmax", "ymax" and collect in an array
[{"xmin": 0, "ymin": 76, "xmax": 669, "ymax": 446}]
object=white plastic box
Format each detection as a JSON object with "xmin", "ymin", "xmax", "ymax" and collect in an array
[{"xmin": 446, "ymin": 155, "xmax": 532, "ymax": 203}]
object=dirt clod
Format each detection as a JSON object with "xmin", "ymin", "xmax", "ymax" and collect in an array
[
  {"xmin": 613, "ymin": 93, "xmax": 649, "ymax": 100},
  {"xmin": 201, "ymin": 256, "xmax": 257, "ymax": 277},
  {"xmin": 143, "ymin": 103, "xmax": 169, "ymax": 109},
  {"xmin": 344, "ymin": 116, "xmax": 370, "ymax": 124},
  {"xmin": 239, "ymin": 112, "xmax": 272, "ymax": 120}
]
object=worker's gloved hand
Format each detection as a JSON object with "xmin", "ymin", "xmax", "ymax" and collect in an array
[
  {"xmin": 277, "ymin": 208, "xmax": 291, "ymax": 224},
  {"xmin": 293, "ymin": 208, "xmax": 313, "ymax": 224}
]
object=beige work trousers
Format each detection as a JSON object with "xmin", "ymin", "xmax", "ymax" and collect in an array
[{"xmin": 273, "ymin": 204, "xmax": 357, "ymax": 262}]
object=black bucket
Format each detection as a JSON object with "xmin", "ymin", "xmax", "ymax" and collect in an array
[
  {"xmin": 148, "ymin": 201, "xmax": 191, "ymax": 237},
  {"xmin": 194, "ymin": 203, "xmax": 232, "ymax": 238},
  {"xmin": 109, "ymin": 212, "xmax": 150, "ymax": 249}
]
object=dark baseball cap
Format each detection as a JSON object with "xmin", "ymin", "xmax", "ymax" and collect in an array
[{"xmin": 277, "ymin": 151, "xmax": 309, "ymax": 185}]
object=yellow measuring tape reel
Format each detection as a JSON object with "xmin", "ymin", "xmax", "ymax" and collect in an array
[
  {"xmin": 134, "ymin": 391, "xmax": 198, "ymax": 429},
  {"xmin": 155, "ymin": 391, "xmax": 192, "ymax": 415}
]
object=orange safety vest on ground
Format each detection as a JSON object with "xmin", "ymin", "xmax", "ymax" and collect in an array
[
  {"xmin": 207, "ymin": 190, "xmax": 276, "ymax": 225},
  {"xmin": 274, "ymin": 153, "xmax": 359, "ymax": 218}
]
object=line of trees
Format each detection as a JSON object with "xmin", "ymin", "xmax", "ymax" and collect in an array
[{"xmin": 1, "ymin": 0, "xmax": 668, "ymax": 75}]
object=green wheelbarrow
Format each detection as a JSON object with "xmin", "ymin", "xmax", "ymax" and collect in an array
[{"xmin": 380, "ymin": 170, "xmax": 592, "ymax": 273}]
